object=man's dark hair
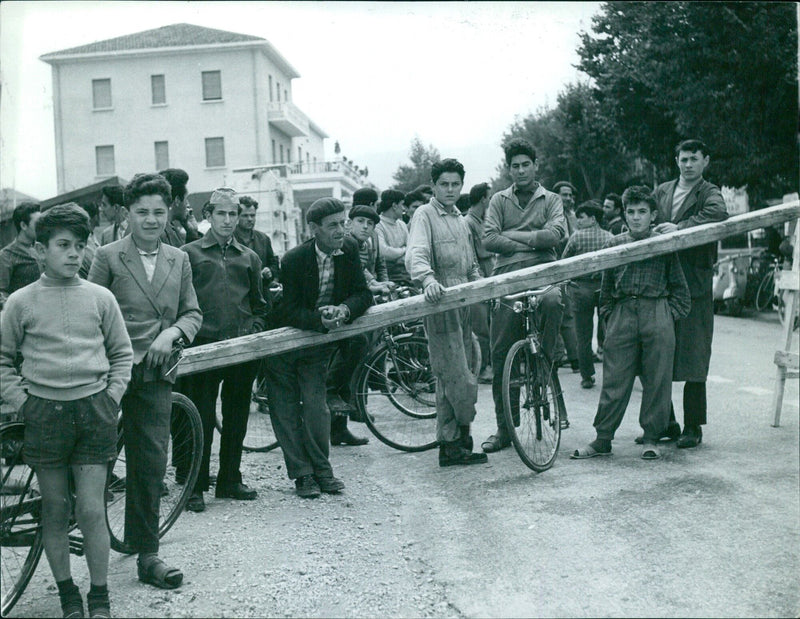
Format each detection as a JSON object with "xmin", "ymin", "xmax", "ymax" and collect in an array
[
  {"xmin": 504, "ymin": 138, "xmax": 537, "ymax": 166},
  {"xmin": 377, "ymin": 189, "xmax": 405, "ymax": 214},
  {"xmin": 158, "ymin": 168, "xmax": 190, "ymax": 201},
  {"xmin": 81, "ymin": 201, "xmax": 99, "ymax": 222},
  {"xmin": 575, "ymin": 200, "xmax": 604, "ymax": 223},
  {"xmin": 239, "ymin": 195, "xmax": 259, "ymax": 213},
  {"xmin": 12, "ymin": 202, "xmax": 41, "ymax": 233},
  {"xmin": 604, "ymin": 193, "xmax": 622, "ymax": 213},
  {"xmin": 675, "ymin": 139, "xmax": 709, "ymax": 158},
  {"xmin": 455, "ymin": 194, "xmax": 471, "ymax": 213},
  {"xmin": 621, "ymin": 186, "xmax": 658, "ymax": 212},
  {"xmin": 352, "ymin": 187, "xmax": 379, "ymax": 207},
  {"xmin": 553, "ymin": 181, "xmax": 577, "ymax": 195},
  {"xmin": 307, "ymin": 197, "xmax": 345, "ymax": 225},
  {"xmin": 403, "ymin": 190, "xmax": 426, "ymax": 207},
  {"xmin": 124, "ymin": 173, "xmax": 172, "ymax": 208},
  {"xmin": 430, "ymin": 158, "xmax": 465, "ymax": 183},
  {"xmin": 35, "ymin": 203, "xmax": 91, "ymax": 245},
  {"xmin": 412, "ymin": 184, "xmax": 433, "ymax": 198},
  {"xmin": 469, "ymin": 182, "xmax": 491, "ymax": 206},
  {"xmin": 101, "ymin": 185, "xmax": 125, "ymax": 208}
]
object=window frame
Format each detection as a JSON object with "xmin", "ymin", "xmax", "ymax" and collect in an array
[
  {"xmin": 95, "ymin": 145, "xmax": 115, "ymax": 176},
  {"xmin": 151, "ymin": 74, "xmax": 166, "ymax": 105},
  {"xmin": 201, "ymin": 70, "xmax": 222, "ymax": 101},
  {"xmin": 92, "ymin": 78, "xmax": 112, "ymax": 110},
  {"xmin": 204, "ymin": 137, "xmax": 226, "ymax": 168},
  {"xmin": 154, "ymin": 140, "xmax": 169, "ymax": 170}
]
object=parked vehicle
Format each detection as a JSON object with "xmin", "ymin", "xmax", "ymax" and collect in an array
[{"xmin": 712, "ymin": 253, "xmax": 751, "ymax": 316}]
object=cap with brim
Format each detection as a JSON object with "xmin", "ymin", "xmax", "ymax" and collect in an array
[
  {"xmin": 348, "ymin": 205, "xmax": 379, "ymax": 224},
  {"xmin": 209, "ymin": 187, "xmax": 238, "ymax": 208}
]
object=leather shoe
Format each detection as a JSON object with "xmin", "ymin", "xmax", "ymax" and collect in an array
[
  {"xmin": 314, "ymin": 475, "xmax": 345, "ymax": 494},
  {"xmin": 477, "ymin": 366, "xmax": 494, "ymax": 384},
  {"xmin": 580, "ymin": 377, "xmax": 595, "ymax": 389},
  {"xmin": 327, "ymin": 394, "xmax": 356, "ymax": 414},
  {"xmin": 186, "ymin": 492, "xmax": 205, "ymax": 513},
  {"xmin": 677, "ymin": 425, "xmax": 702, "ymax": 449},
  {"xmin": 295, "ymin": 475, "xmax": 321, "ymax": 498},
  {"xmin": 634, "ymin": 421, "xmax": 681, "ymax": 444},
  {"xmin": 331, "ymin": 426, "xmax": 369, "ymax": 446},
  {"xmin": 481, "ymin": 433, "xmax": 511, "ymax": 453},
  {"xmin": 215, "ymin": 482, "xmax": 257, "ymax": 500},
  {"xmin": 439, "ymin": 442, "xmax": 488, "ymax": 467}
]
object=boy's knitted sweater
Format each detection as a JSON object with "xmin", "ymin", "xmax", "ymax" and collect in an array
[{"xmin": 0, "ymin": 274, "xmax": 133, "ymax": 411}]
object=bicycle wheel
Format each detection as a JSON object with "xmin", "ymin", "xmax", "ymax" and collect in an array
[
  {"xmin": 216, "ymin": 403, "xmax": 280, "ymax": 453},
  {"xmin": 502, "ymin": 340, "xmax": 563, "ymax": 472},
  {"xmin": 1, "ymin": 422, "xmax": 44, "ymax": 617},
  {"xmin": 754, "ymin": 268, "xmax": 776, "ymax": 312},
  {"xmin": 355, "ymin": 336, "xmax": 438, "ymax": 452},
  {"xmin": 106, "ymin": 393, "xmax": 203, "ymax": 554}
]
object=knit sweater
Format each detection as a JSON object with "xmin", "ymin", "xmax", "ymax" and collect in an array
[{"xmin": 0, "ymin": 274, "xmax": 133, "ymax": 411}]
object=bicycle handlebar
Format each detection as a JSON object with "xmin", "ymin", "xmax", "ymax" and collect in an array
[{"xmin": 503, "ymin": 284, "xmax": 559, "ymax": 301}]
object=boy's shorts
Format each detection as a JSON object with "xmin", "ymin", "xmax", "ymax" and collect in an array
[{"xmin": 22, "ymin": 391, "xmax": 119, "ymax": 468}]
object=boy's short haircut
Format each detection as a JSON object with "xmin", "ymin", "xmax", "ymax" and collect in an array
[
  {"xmin": 307, "ymin": 197, "xmax": 345, "ymax": 225},
  {"xmin": 469, "ymin": 182, "xmax": 490, "ymax": 206},
  {"xmin": 377, "ymin": 189, "xmax": 405, "ymax": 214},
  {"xmin": 81, "ymin": 201, "xmax": 99, "ymax": 221},
  {"xmin": 239, "ymin": 195, "xmax": 259, "ymax": 212},
  {"xmin": 12, "ymin": 202, "xmax": 41, "ymax": 232},
  {"xmin": 503, "ymin": 138, "xmax": 537, "ymax": 166},
  {"xmin": 353, "ymin": 187, "xmax": 379, "ymax": 207},
  {"xmin": 456, "ymin": 194, "xmax": 471, "ymax": 213},
  {"xmin": 674, "ymin": 139, "xmax": 709, "ymax": 158},
  {"xmin": 430, "ymin": 158, "xmax": 465, "ymax": 183},
  {"xmin": 348, "ymin": 205, "xmax": 379, "ymax": 225},
  {"xmin": 575, "ymin": 200, "xmax": 604, "ymax": 223},
  {"xmin": 35, "ymin": 203, "xmax": 91, "ymax": 245},
  {"xmin": 404, "ymin": 190, "xmax": 426, "ymax": 207},
  {"xmin": 604, "ymin": 193, "xmax": 622, "ymax": 212},
  {"xmin": 124, "ymin": 173, "xmax": 172, "ymax": 209},
  {"xmin": 158, "ymin": 168, "xmax": 190, "ymax": 201},
  {"xmin": 101, "ymin": 185, "xmax": 125, "ymax": 208},
  {"xmin": 621, "ymin": 186, "xmax": 658, "ymax": 212}
]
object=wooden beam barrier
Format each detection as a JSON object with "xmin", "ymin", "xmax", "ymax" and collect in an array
[{"xmin": 177, "ymin": 201, "xmax": 800, "ymax": 376}]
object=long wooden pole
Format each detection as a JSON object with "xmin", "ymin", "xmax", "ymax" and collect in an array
[{"xmin": 177, "ymin": 202, "xmax": 800, "ymax": 376}]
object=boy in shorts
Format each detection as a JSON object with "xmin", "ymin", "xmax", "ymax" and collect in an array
[
  {"xmin": 570, "ymin": 186, "xmax": 689, "ymax": 461},
  {"xmin": 0, "ymin": 204, "xmax": 133, "ymax": 618}
]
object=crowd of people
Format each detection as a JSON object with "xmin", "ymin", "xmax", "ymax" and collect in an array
[{"xmin": 0, "ymin": 138, "xmax": 729, "ymax": 617}]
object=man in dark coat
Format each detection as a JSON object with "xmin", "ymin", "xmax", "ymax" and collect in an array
[{"xmin": 653, "ymin": 139, "xmax": 728, "ymax": 448}]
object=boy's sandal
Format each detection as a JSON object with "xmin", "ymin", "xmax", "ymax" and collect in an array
[
  {"xmin": 137, "ymin": 556, "xmax": 183, "ymax": 589},
  {"xmin": 570, "ymin": 444, "xmax": 612, "ymax": 459},
  {"xmin": 641, "ymin": 444, "xmax": 661, "ymax": 460}
]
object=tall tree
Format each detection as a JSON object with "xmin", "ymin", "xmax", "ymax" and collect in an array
[
  {"xmin": 392, "ymin": 138, "xmax": 441, "ymax": 193},
  {"xmin": 577, "ymin": 1, "xmax": 798, "ymax": 205}
]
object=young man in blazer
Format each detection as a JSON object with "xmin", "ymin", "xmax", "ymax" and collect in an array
[
  {"xmin": 89, "ymin": 173, "xmax": 202, "ymax": 590},
  {"xmin": 652, "ymin": 139, "xmax": 728, "ymax": 448},
  {"xmin": 264, "ymin": 197, "xmax": 372, "ymax": 498}
]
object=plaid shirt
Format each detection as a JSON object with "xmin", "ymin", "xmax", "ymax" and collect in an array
[
  {"xmin": 315, "ymin": 243, "xmax": 343, "ymax": 309},
  {"xmin": 599, "ymin": 232, "xmax": 691, "ymax": 321},
  {"xmin": 562, "ymin": 224, "xmax": 614, "ymax": 283}
]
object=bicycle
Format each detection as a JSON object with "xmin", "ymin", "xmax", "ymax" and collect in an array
[
  {"xmin": 499, "ymin": 286, "xmax": 566, "ymax": 472},
  {"xmin": 1, "ymin": 392, "xmax": 203, "ymax": 614},
  {"xmin": 754, "ymin": 257, "xmax": 780, "ymax": 312}
]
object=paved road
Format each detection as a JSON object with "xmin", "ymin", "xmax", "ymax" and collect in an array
[{"xmin": 9, "ymin": 312, "xmax": 799, "ymax": 617}]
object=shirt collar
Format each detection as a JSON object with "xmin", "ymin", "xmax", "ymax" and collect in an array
[
  {"xmin": 315, "ymin": 241, "xmax": 344, "ymax": 261},
  {"xmin": 133, "ymin": 240, "xmax": 161, "ymax": 257},
  {"xmin": 430, "ymin": 197, "xmax": 459, "ymax": 216},
  {"xmin": 200, "ymin": 231, "xmax": 242, "ymax": 251}
]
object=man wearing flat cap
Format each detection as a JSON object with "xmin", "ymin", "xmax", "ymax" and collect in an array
[
  {"xmin": 179, "ymin": 187, "xmax": 269, "ymax": 512},
  {"xmin": 264, "ymin": 197, "xmax": 372, "ymax": 498}
]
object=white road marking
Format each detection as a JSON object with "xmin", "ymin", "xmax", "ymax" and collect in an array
[{"xmin": 707, "ymin": 375, "xmax": 734, "ymax": 384}]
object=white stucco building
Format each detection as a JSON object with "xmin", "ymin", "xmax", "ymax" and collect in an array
[{"xmin": 40, "ymin": 23, "xmax": 373, "ymax": 249}]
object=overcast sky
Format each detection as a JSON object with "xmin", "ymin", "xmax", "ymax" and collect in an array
[{"xmin": 0, "ymin": 1, "xmax": 601, "ymax": 200}]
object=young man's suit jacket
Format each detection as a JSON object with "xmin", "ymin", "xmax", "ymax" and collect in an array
[
  {"xmin": 88, "ymin": 235, "xmax": 203, "ymax": 382},
  {"xmin": 274, "ymin": 236, "xmax": 372, "ymax": 333}
]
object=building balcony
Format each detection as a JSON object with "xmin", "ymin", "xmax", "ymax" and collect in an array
[{"xmin": 267, "ymin": 101, "xmax": 309, "ymax": 137}]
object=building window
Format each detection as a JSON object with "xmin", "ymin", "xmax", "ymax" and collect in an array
[
  {"xmin": 154, "ymin": 141, "xmax": 169, "ymax": 170},
  {"xmin": 298, "ymin": 147, "xmax": 302, "ymax": 163},
  {"xmin": 95, "ymin": 145, "xmax": 115, "ymax": 176},
  {"xmin": 276, "ymin": 82, "xmax": 280, "ymax": 102},
  {"xmin": 151, "ymin": 74, "xmax": 166, "ymax": 105},
  {"xmin": 279, "ymin": 144, "xmax": 284, "ymax": 163},
  {"xmin": 205, "ymin": 137, "xmax": 225, "ymax": 167},
  {"xmin": 201, "ymin": 70, "xmax": 222, "ymax": 101},
  {"xmin": 269, "ymin": 75, "xmax": 273, "ymax": 102},
  {"xmin": 284, "ymin": 89, "xmax": 288, "ymax": 102},
  {"xmin": 271, "ymin": 140, "xmax": 276, "ymax": 163},
  {"xmin": 92, "ymin": 78, "xmax": 112, "ymax": 109}
]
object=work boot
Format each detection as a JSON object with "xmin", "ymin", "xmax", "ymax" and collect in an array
[
  {"xmin": 677, "ymin": 425, "xmax": 703, "ymax": 449},
  {"xmin": 459, "ymin": 425, "xmax": 473, "ymax": 452},
  {"xmin": 438, "ymin": 440, "xmax": 488, "ymax": 467},
  {"xmin": 330, "ymin": 414, "xmax": 368, "ymax": 446}
]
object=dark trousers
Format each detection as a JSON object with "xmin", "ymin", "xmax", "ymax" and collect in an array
[
  {"xmin": 326, "ymin": 334, "xmax": 370, "ymax": 407},
  {"xmin": 182, "ymin": 354, "xmax": 259, "ymax": 492},
  {"xmin": 558, "ymin": 283, "xmax": 579, "ymax": 363},
  {"xmin": 264, "ymin": 345, "xmax": 334, "ymax": 480},
  {"xmin": 668, "ymin": 381, "xmax": 707, "ymax": 427},
  {"xmin": 571, "ymin": 280, "xmax": 601, "ymax": 381},
  {"xmin": 120, "ymin": 366, "xmax": 172, "ymax": 554},
  {"xmin": 470, "ymin": 301, "xmax": 491, "ymax": 371},
  {"xmin": 490, "ymin": 286, "xmax": 563, "ymax": 432},
  {"xmin": 593, "ymin": 298, "xmax": 675, "ymax": 443}
]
